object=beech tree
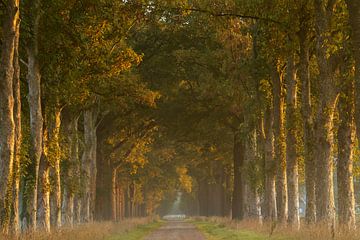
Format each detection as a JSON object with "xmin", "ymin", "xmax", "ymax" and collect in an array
[{"xmin": 0, "ymin": 0, "xmax": 19, "ymax": 233}]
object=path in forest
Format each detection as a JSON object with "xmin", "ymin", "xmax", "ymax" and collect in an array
[{"xmin": 144, "ymin": 221, "xmax": 206, "ymax": 240}]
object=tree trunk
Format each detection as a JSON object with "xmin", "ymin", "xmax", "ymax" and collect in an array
[
  {"xmin": 244, "ymin": 129, "xmax": 261, "ymax": 222},
  {"xmin": 12, "ymin": 11, "xmax": 21, "ymax": 234},
  {"xmin": 120, "ymin": 188, "xmax": 125, "ymax": 220},
  {"xmin": 346, "ymin": 0, "xmax": 360, "ymax": 148},
  {"xmin": 285, "ymin": 56, "xmax": 300, "ymax": 229},
  {"xmin": 130, "ymin": 183, "xmax": 135, "ymax": 217},
  {"xmin": 314, "ymin": 108, "xmax": 336, "ymax": 225},
  {"xmin": 198, "ymin": 179, "xmax": 209, "ymax": 216},
  {"xmin": 0, "ymin": 0, "xmax": 19, "ymax": 233},
  {"xmin": 74, "ymin": 198, "xmax": 81, "ymax": 224},
  {"xmin": 111, "ymin": 168, "xmax": 117, "ymax": 221},
  {"xmin": 263, "ymin": 107, "xmax": 277, "ymax": 221},
  {"xmin": 337, "ymin": 78, "xmax": 356, "ymax": 229},
  {"xmin": 52, "ymin": 107, "xmax": 62, "ymax": 228},
  {"xmin": 314, "ymin": 0, "xmax": 337, "ymax": 225},
  {"xmin": 81, "ymin": 108, "xmax": 98, "ymax": 222},
  {"xmin": 232, "ymin": 131, "xmax": 245, "ymax": 220},
  {"xmin": 272, "ymin": 69, "xmax": 287, "ymax": 223},
  {"xmin": 298, "ymin": 21, "xmax": 316, "ymax": 224},
  {"xmin": 38, "ymin": 159, "xmax": 50, "ymax": 232},
  {"xmin": 38, "ymin": 127, "xmax": 50, "ymax": 232},
  {"xmin": 27, "ymin": 0, "xmax": 43, "ymax": 231},
  {"xmin": 64, "ymin": 115, "xmax": 79, "ymax": 226}
]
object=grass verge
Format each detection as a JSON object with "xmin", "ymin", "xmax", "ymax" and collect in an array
[
  {"xmin": 106, "ymin": 221, "xmax": 163, "ymax": 240},
  {"xmin": 193, "ymin": 220, "xmax": 290, "ymax": 240},
  {"xmin": 192, "ymin": 217, "xmax": 360, "ymax": 240},
  {"xmin": 0, "ymin": 218, "xmax": 160, "ymax": 240}
]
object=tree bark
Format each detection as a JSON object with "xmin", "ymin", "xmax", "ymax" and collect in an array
[
  {"xmin": 81, "ymin": 107, "xmax": 98, "ymax": 222},
  {"xmin": 37, "ymin": 126, "xmax": 50, "ymax": 232},
  {"xmin": 314, "ymin": 0, "xmax": 337, "ymax": 225},
  {"xmin": 346, "ymin": 0, "xmax": 360, "ymax": 148},
  {"xmin": 27, "ymin": 0, "xmax": 43, "ymax": 231},
  {"xmin": 263, "ymin": 107, "xmax": 277, "ymax": 221},
  {"xmin": 52, "ymin": 107, "xmax": 62, "ymax": 228},
  {"xmin": 298, "ymin": 20, "xmax": 316, "ymax": 224},
  {"xmin": 337, "ymin": 78, "xmax": 356, "ymax": 230},
  {"xmin": 0, "ymin": 0, "xmax": 19, "ymax": 233},
  {"xmin": 285, "ymin": 56, "xmax": 300, "ymax": 229},
  {"xmin": 64, "ymin": 115, "xmax": 79, "ymax": 226},
  {"xmin": 244, "ymin": 128, "xmax": 261, "ymax": 222},
  {"xmin": 12, "ymin": 10, "xmax": 21, "ymax": 234},
  {"xmin": 232, "ymin": 131, "xmax": 245, "ymax": 220},
  {"xmin": 272, "ymin": 68, "xmax": 288, "ymax": 223},
  {"xmin": 111, "ymin": 168, "xmax": 118, "ymax": 221}
]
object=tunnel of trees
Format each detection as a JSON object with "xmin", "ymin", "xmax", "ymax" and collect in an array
[{"xmin": 1, "ymin": 0, "xmax": 360, "ymax": 235}]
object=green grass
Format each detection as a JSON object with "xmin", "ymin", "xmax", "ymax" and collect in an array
[
  {"xmin": 106, "ymin": 221, "xmax": 163, "ymax": 240},
  {"xmin": 193, "ymin": 221, "xmax": 290, "ymax": 240}
]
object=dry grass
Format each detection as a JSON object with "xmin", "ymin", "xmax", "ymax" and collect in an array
[
  {"xmin": 193, "ymin": 217, "xmax": 360, "ymax": 240},
  {"xmin": 0, "ymin": 217, "xmax": 158, "ymax": 240}
]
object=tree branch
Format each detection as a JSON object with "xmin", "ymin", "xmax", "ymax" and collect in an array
[
  {"xmin": 139, "ymin": 3, "xmax": 284, "ymax": 26},
  {"xmin": 112, "ymin": 121, "xmax": 157, "ymax": 169}
]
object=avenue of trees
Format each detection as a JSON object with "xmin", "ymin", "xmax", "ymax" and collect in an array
[{"xmin": 1, "ymin": 0, "xmax": 360, "ymax": 236}]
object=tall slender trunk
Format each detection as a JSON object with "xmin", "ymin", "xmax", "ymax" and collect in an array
[
  {"xmin": 27, "ymin": 0, "xmax": 43, "ymax": 231},
  {"xmin": 81, "ymin": 108, "xmax": 98, "ymax": 222},
  {"xmin": 346, "ymin": 0, "xmax": 360, "ymax": 146},
  {"xmin": 0, "ymin": 0, "xmax": 19, "ymax": 233},
  {"xmin": 232, "ymin": 130, "xmax": 245, "ymax": 220},
  {"xmin": 244, "ymin": 129, "xmax": 262, "ymax": 222},
  {"xmin": 272, "ymin": 69, "xmax": 287, "ymax": 223},
  {"xmin": 337, "ymin": 78, "xmax": 356, "ymax": 229},
  {"xmin": 38, "ymin": 159, "xmax": 50, "ymax": 232},
  {"xmin": 285, "ymin": 56, "xmax": 300, "ymax": 229},
  {"xmin": 130, "ymin": 183, "xmax": 135, "ymax": 217},
  {"xmin": 52, "ymin": 106, "xmax": 62, "ymax": 228},
  {"xmin": 112, "ymin": 168, "xmax": 118, "ymax": 221},
  {"xmin": 314, "ymin": 106, "xmax": 336, "ymax": 224},
  {"xmin": 345, "ymin": 2, "xmax": 360, "ymax": 229},
  {"xmin": 74, "ymin": 117, "xmax": 81, "ymax": 224},
  {"xmin": 74, "ymin": 198, "xmax": 81, "ymax": 224},
  {"xmin": 263, "ymin": 107, "xmax": 277, "ymax": 220},
  {"xmin": 38, "ymin": 126, "xmax": 50, "ymax": 232},
  {"xmin": 12, "ymin": 12, "xmax": 21, "ymax": 234},
  {"xmin": 298, "ymin": 21, "xmax": 316, "ymax": 224},
  {"xmin": 314, "ymin": 0, "xmax": 337, "ymax": 225},
  {"xmin": 90, "ymin": 116, "xmax": 98, "ymax": 221},
  {"xmin": 64, "ymin": 115, "xmax": 79, "ymax": 226}
]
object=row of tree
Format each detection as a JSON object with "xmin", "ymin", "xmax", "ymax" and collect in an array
[
  {"xmin": 133, "ymin": 0, "xmax": 360, "ymax": 231},
  {"xmin": 0, "ymin": 0, "xmax": 178, "ymax": 235},
  {"xmin": 1, "ymin": 0, "xmax": 360, "ymax": 236}
]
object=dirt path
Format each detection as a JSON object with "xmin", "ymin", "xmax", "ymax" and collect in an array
[{"xmin": 144, "ymin": 221, "xmax": 206, "ymax": 240}]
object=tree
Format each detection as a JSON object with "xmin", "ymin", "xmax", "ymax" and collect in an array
[
  {"xmin": 285, "ymin": 55, "xmax": 300, "ymax": 229},
  {"xmin": 24, "ymin": 0, "xmax": 44, "ymax": 230},
  {"xmin": 0, "ymin": 0, "xmax": 19, "ymax": 233}
]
